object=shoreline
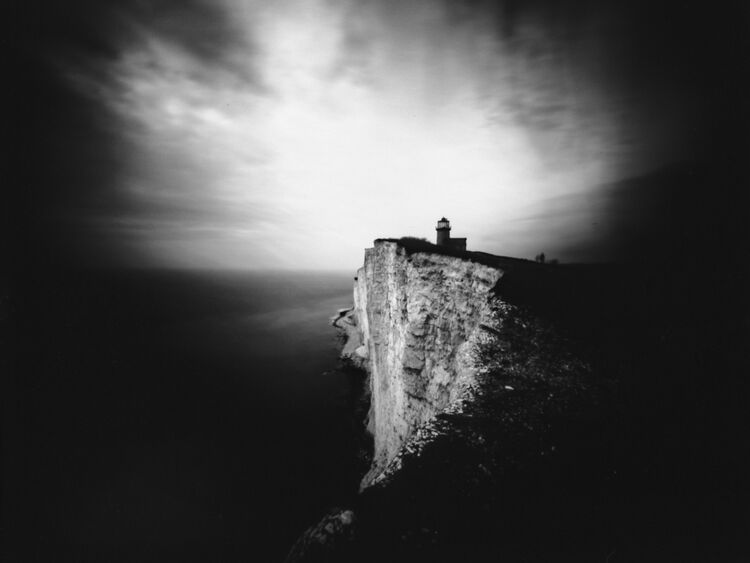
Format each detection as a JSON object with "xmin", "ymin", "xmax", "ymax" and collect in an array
[
  {"xmin": 331, "ymin": 307, "xmax": 366, "ymax": 369},
  {"xmin": 330, "ymin": 307, "xmax": 353, "ymax": 328}
]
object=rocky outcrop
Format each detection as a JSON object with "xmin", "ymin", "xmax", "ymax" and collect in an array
[
  {"xmin": 344, "ymin": 240, "xmax": 504, "ymax": 488},
  {"xmin": 285, "ymin": 509, "xmax": 356, "ymax": 563},
  {"xmin": 289, "ymin": 241, "xmax": 614, "ymax": 562},
  {"xmin": 331, "ymin": 308, "xmax": 367, "ymax": 370}
]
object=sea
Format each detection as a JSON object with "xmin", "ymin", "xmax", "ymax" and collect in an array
[{"xmin": 5, "ymin": 269, "xmax": 365, "ymax": 562}]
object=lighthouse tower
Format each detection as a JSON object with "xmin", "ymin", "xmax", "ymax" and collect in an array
[{"xmin": 436, "ymin": 217, "xmax": 451, "ymax": 246}]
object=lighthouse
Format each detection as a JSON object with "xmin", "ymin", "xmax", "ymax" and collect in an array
[
  {"xmin": 435, "ymin": 217, "xmax": 467, "ymax": 251},
  {"xmin": 436, "ymin": 217, "xmax": 451, "ymax": 246}
]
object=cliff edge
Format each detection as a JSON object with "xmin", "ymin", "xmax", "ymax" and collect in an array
[
  {"xmin": 347, "ymin": 240, "xmax": 503, "ymax": 488},
  {"xmin": 288, "ymin": 238, "xmax": 608, "ymax": 562}
]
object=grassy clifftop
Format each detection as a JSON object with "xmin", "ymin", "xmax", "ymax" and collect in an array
[{"xmin": 374, "ymin": 237, "xmax": 535, "ymax": 270}]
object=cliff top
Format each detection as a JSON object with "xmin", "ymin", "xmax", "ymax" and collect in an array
[
  {"xmin": 374, "ymin": 237, "xmax": 536, "ymax": 270},
  {"xmin": 372, "ymin": 236, "xmax": 643, "ymax": 352}
]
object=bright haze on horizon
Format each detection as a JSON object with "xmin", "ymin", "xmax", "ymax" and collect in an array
[{"xmin": 15, "ymin": 0, "xmax": 739, "ymax": 269}]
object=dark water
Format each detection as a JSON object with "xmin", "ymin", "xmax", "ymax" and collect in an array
[{"xmin": 5, "ymin": 269, "xmax": 363, "ymax": 562}]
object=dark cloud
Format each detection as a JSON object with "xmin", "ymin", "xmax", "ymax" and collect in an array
[
  {"xmin": 446, "ymin": 0, "xmax": 749, "ymax": 160},
  {"xmin": 463, "ymin": 0, "xmax": 749, "ymax": 267},
  {"xmin": 13, "ymin": 0, "xmax": 257, "ymax": 71},
  {"xmin": 9, "ymin": 44, "xmax": 130, "ymax": 270},
  {"xmin": 9, "ymin": 0, "xmax": 265, "ymax": 271}
]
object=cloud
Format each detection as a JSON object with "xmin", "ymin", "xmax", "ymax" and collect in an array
[{"xmin": 14, "ymin": 0, "xmax": 748, "ymax": 269}]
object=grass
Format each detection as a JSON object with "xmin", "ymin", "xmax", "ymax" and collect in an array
[{"xmin": 375, "ymin": 237, "xmax": 537, "ymax": 270}]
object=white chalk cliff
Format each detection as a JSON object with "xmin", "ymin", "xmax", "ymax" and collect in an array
[{"xmin": 342, "ymin": 240, "xmax": 504, "ymax": 487}]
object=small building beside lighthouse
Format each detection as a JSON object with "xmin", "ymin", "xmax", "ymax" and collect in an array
[{"xmin": 435, "ymin": 217, "xmax": 467, "ymax": 251}]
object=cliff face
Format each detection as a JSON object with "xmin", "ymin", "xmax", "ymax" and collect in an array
[
  {"xmin": 348, "ymin": 241, "xmax": 503, "ymax": 487},
  {"xmin": 291, "ymin": 243, "xmax": 625, "ymax": 562},
  {"xmin": 294, "ymin": 243, "xmax": 734, "ymax": 562}
]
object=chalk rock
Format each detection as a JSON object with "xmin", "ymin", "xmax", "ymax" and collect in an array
[{"xmin": 347, "ymin": 241, "xmax": 503, "ymax": 488}]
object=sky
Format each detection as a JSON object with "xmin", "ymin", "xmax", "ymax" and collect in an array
[{"xmin": 11, "ymin": 0, "xmax": 750, "ymax": 270}]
